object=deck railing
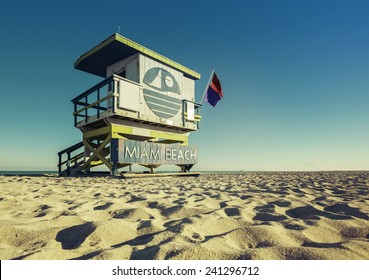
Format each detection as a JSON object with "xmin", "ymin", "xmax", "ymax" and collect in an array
[
  {"xmin": 183, "ymin": 100, "xmax": 202, "ymax": 129},
  {"xmin": 57, "ymin": 141, "xmax": 84, "ymax": 176},
  {"xmin": 71, "ymin": 74, "xmax": 202, "ymax": 129},
  {"xmin": 71, "ymin": 75, "xmax": 118, "ymax": 126}
]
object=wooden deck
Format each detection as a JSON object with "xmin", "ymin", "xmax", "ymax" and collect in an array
[{"xmin": 121, "ymin": 172, "xmax": 201, "ymax": 179}]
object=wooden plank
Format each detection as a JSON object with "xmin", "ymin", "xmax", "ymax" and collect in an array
[
  {"xmin": 121, "ymin": 172, "xmax": 201, "ymax": 179},
  {"xmin": 83, "ymin": 126, "xmax": 111, "ymax": 139}
]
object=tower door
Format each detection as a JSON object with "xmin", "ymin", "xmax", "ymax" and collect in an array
[{"xmin": 118, "ymin": 79, "xmax": 140, "ymax": 112}]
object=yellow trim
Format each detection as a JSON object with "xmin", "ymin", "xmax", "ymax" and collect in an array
[
  {"xmin": 111, "ymin": 124, "xmax": 133, "ymax": 138},
  {"xmin": 115, "ymin": 34, "xmax": 200, "ymax": 79},
  {"xmin": 149, "ymin": 131, "xmax": 188, "ymax": 143},
  {"xmin": 83, "ymin": 126, "xmax": 111, "ymax": 139},
  {"xmin": 184, "ymin": 113, "xmax": 202, "ymax": 121},
  {"xmin": 83, "ymin": 124, "xmax": 189, "ymax": 144},
  {"xmin": 110, "ymin": 123, "xmax": 187, "ymax": 143},
  {"xmin": 75, "ymin": 33, "xmax": 201, "ymax": 80},
  {"xmin": 90, "ymin": 160, "xmax": 103, "ymax": 167}
]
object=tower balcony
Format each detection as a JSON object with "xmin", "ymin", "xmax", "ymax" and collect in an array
[{"xmin": 71, "ymin": 75, "xmax": 201, "ymax": 132}]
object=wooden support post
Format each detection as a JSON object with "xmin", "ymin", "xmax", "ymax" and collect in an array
[
  {"xmin": 110, "ymin": 138, "xmax": 119, "ymax": 176},
  {"xmin": 84, "ymin": 145, "xmax": 91, "ymax": 175},
  {"xmin": 84, "ymin": 96, "xmax": 88, "ymax": 122},
  {"xmin": 67, "ymin": 152, "xmax": 71, "ymax": 176},
  {"xmin": 97, "ymin": 89, "xmax": 100, "ymax": 119},
  {"xmin": 82, "ymin": 134, "xmax": 112, "ymax": 171},
  {"xmin": 177, "ymin": 164, "xmax": 194, "ymax": 173},
  {"xmin": 58, "ymin": 154, "xmax": 62, "ymax": 175},
  {"xmin": 111, "ymin": 162, "xmax": 119, "ymax": 176},
  {"xmin": 74, "ymin": 102, "xmax": 77, "ymax": 127}
]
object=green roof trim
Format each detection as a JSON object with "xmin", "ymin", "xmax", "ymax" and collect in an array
[{"xmin": 74, "ymin": 33, "xmax": 201, "ymax": 80}]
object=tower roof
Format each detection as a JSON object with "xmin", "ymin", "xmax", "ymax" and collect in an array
[{"xmin": 74, "ymin": 33, "xmax": 200, "ymax": 80}]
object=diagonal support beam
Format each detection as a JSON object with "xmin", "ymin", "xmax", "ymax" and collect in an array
[{"xmin": 82, "ymin": 134, "xmax": 112, "ymax": 170}]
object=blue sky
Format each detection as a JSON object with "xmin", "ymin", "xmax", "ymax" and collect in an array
[{"xmin": 1, "ymin": 0, "xmax": 369, "ymax": 171}]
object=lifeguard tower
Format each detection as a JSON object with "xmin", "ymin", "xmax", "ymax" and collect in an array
[{"xmin": 58, "ymin": 33, "xmax": 202, "ymax": 176}]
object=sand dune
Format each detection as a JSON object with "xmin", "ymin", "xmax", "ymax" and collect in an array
[{"xmin": 0, "ymin": 171, "xmax": 369, "ymax": 260}]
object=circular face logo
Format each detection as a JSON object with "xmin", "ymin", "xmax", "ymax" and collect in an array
[{"xmin": 143, "ymin": 67, "xmax": 181, "ymax": 119}]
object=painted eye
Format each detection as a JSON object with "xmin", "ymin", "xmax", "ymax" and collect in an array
[{"xmin": 164, "ymin": 76, "xmax": 173, "ymax": 88}]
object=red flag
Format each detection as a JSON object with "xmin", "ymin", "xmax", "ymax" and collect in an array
[{"xmin": 205, "ymin": 72, "xmax": 223, "ymax": 107}]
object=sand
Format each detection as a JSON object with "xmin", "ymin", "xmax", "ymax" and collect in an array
[{"xmin": 0, "ymin": 171, "xmax": 369, "ymax": 260}]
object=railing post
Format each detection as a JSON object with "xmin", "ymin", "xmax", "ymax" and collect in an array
[
  {"xmin": 182, "ymin": 100, "xmax": 186, "ymax": 127},
  {"xmin": 74, "ymin": 102, "xmax": 77, "ymax": 127},
  {"xmin": 67, "ymin": 152, "xmax": 71, "ymax": 176},
  {"xmin": 97, "ymin": 89, "xmax": 100, "ymax": 119},
  {"xmin": 197, "ymin": 105, "xmax": 200, "ymax": 129},
  {"xmin": 111, "ymin": 80, "xmax": 115, "ymax": 113},
  {"xmin": 58, "ymin": 153, "xmax": 62, "ymax": 175},
  {"xmin": 85, "ymin": 96, "xmax": 88, "ymax": 122}
]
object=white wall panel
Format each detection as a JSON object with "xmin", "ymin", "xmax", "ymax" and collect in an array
[
  {"xmin": 106, "ymin": 54, "xmax": 139, "ymax": 82},
  {"xmin": 107, "ymin": 53, "xmax": 197, "ymax": 129}
]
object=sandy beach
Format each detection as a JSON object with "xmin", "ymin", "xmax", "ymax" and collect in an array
[{"xmin": 0, "ymin": 171, "xmax": 369, "ymax": 260}]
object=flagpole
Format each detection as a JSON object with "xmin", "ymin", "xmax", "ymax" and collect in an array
[{"xmin": 200, "ymin": 69, "xmax": 215, "ymax": 105}]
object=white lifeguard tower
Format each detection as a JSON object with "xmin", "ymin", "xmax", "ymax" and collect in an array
[{"xmin": 58, "ymin": 33, "xmax": 202, "ymax": 176}]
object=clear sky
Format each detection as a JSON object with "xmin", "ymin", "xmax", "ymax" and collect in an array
[{"xmin": 1, "ymin": 0, "xmax": 369, "ymax": 171}]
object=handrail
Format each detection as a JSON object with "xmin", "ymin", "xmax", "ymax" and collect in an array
[
  {"xmin": 184, "ymin": 99, "xmax": 203, "ymax": 108},
  {"xmin": 71, "ymin": 75, "xmax": 202, "ymax": 129},
  {"xmin": 182, "ymin": 99, "xmax": 202, "ymax": 130},
  {"xmin": 72, "ymin": 75, "xmax": 118, "ymax": 126},
  {"xmin": 71, "ymin": 76, "xmax": 113, "ymax": 103},
  {"xmin": 57, "ymin": 141, "xmax": 84, "ymax": 156},
  {"xmin": 184, "ymin": 112, "xmax": 202, "ymax": 119},
  {"xmin": 73, "ymin": 93, "xmax": 115, "ymax": 116},
  {"xmin": 74, "ymin": 101, "xmax": 107, "ymax": 111},
  {"xmin": 57, "ymin": 141, "xmax": 85, "ymax": 176},
  {"xmin": 59, "ymin": 152, "xmax": 84, "ymax": 167}
]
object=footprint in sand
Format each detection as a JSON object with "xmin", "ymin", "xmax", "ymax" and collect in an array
[
  {"xmin": 93, "ymin": 202, "xmax": 113, "ymax": 210},
  {"xmin": 164, "ymin": 218, "xmax": 192, "ymax": 233},
  {"xmin": 147, "ymin": 201, "xmax": 159, "ymax": 209},
  {"xmin": 127, "ymin": 195, "xmax": 146, "ymax": 203},
  {"xmin": 324, "ymin": 203, "xmax": 369, "ymax": 220},
  {"xmin": 56, "ymin": 222, "xmax": 96, "ymax": 250},
  {"xmin": 302, "ymin": 241, "xmax": 343, "ymax": 249},
  {"xmin": 256, "ymin": 240, "xmax": 274, "ymax": 248},
  {"xmin": 291, "ymin": 188, "xmax": 305, "ymax": 194},
  {"xmin": 255, "ymin": 204, "xmax": 275, "ymax": 213},
  {"xmin": 286, "ymin": 205, "xmax": 352, "ymax": 220},
  {"xmin": 269, "ymin": 200, "xmax": 291, "ymax": 207},
  {"xmin": 332, "ymin": 189, "xmax": 346, "ymax": 195},
  {"xmin": 137, "ymin": 220, "xmax": 152, "ymax": 230},
  {"xmin": 224, "ymin": 207, "xmax": 240, "ymax": 217},
  {"xmin": 111, "ymin": 208, "xmax": 154, "ymax": 221},
  {"xmin": 282, "ymin": 222, "xmax": 306, "ymax": 230},
  {"xmin": 220, "ymin": 201, "xmax": 228, "ymax": 208},
  {"xmin": 253, "ymin": 204, "xmax": 288, "ymax": 222},
  {"xmin": 161, "ymin": 205, "xmax": 183, "ymax": 217},
  {"xmin": 340, "ymin": 226, "xmax": 369, "ymax": 239},
  {"xmin": 190, "ymin": 232, "xmax": 205, "ymax": 242},
  {"xmin": 253, "ymin": 212, "xmax": 288, "ymax": 222},
  {"xmin": 33, "ymin": 204, "xmax": 50, "ymax": 218}
]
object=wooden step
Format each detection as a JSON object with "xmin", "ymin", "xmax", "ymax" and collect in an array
[{"xmin": 120, "ymin": 172, "xmax": 201, "ymax": 179}]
